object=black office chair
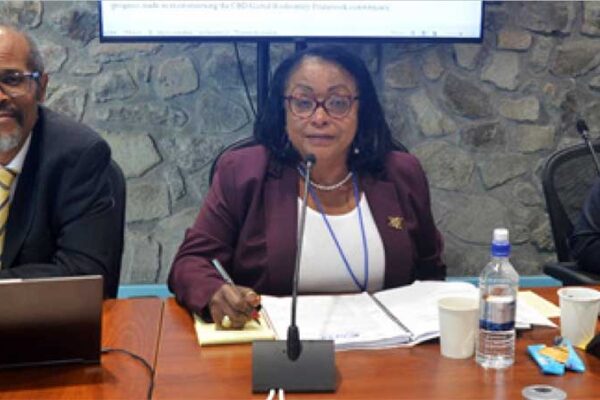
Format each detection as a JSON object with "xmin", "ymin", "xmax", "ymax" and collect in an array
[
  {"xmin": 105, "ymin": 159, "xmax": 126, "ymax": 298},
  {"xmin": 542, "ymin": 142, "xmax": 600, "ymax": 285}
]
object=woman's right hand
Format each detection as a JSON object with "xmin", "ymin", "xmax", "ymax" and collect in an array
[{"xmin": 208, "ymin": 284, "xmax": 261, "ymax": 330}]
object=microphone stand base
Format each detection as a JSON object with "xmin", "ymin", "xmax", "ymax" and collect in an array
[{"xmin": 252, "ymin": 340, "xmax": 336, "ymax": 393}]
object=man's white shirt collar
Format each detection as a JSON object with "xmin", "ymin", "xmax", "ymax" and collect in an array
[{"xmin": 6, "ymin": 133, "xmax": 32, "ymax": 173}]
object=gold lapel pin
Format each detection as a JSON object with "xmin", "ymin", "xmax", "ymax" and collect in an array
[{"xmin": 388, "ymin": 216, "xmax": 404, "ymax": 230}]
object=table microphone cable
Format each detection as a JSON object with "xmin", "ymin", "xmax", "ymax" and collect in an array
[{"xmin": 101, "ymin": 347, "xmax": 155, "ymax": 400}]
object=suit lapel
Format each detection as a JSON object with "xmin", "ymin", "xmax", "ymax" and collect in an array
[
  {"xmin": 363, "ymin": 175, "xmax": 415, "ymax": 288},
  {"xmin": 2, "ymin": 120, "xmax": 41, "ymax": 269},
  {"xmin": 264, "ymin": 164, "xmax": 298, "ymax": 295}
]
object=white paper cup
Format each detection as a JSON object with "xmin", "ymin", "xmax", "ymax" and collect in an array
[
  {"xmin": 438, "ymin": 296, "xmax": 479, "ymax": 359},
  {"xmin": 558, "ymin": 287, "xmax": 600, "ymax": 349}
]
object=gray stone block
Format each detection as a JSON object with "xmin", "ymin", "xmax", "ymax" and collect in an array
[
  {"xmin": 497, "ymin": 30, "xmax": 532, "ymax": 51},
  {"xmin": 516, "ymin": 2, "xmax": 574, "ymax": 34},
  {"xmin": 498, "ymin": 96, "xmax": 539, "ymax": 121},
  {"xmin": 479, "ymin": 154, "xmax": 528, "ymax": 189},
  {"xmin": 164, "ymin": 165, "xmax": 186, "ymax": 202},
  {"xmin": 453, "ymin": 44, "xmax": 483, "ymax": 70},
  {"xmin": 40, "ymin": 42, "xmax": 67, "ymax": 74},
  {"xmin": 514, "ymin": 125, "xmax": 555, "ymax": 153},
  {"xmin": 481, "ymin": 52, "xmax": 520, "ymax": 91},
  {"xmin": 51, "ymin": 5, "xmax": 97, "ymax": 44},
  {"xmin": 46, "ymin": 86, "xmax": 87, "ymax": 122},
  {"xmin": 412, "ymin": 141, "xmax": 474, "ymax": 190},
  {"xmin": 156, "ymin": 56, "xmax": 199, "ymax": 99},
  {"xmin": 529, "ymin": 36, "xmax": 554, "ymax": 73},
  {"xmin": 126, "ymin": 180, "xmax": 170, "ymax": 223},
  {"xmin": 443, "ymin": 73, "xmax": 493, "ymax": 118},
  {"xmin": 88, "ymin": 40, "xmax": 161, "ymax": 62},
  {"xmin": 551, "ymin": 40, "xmax": 600, "ymax": 77},
  {"xmin": 582, "ymin": 2, "xmax": 600, "ymax": 36},
  {"xmin": 194, "ymin": 90, "xmax": 250, "ymax": 134},
  {"xmin": 513, "ymin": 182, "xmax": 543, "ymax": 207},
  {"xmin": 408, "ymin": 90, "xmax": 455, "ymax": 137},
  {"xmin": 461, "ymin": 122, "xmax": 507, "ymax": 152},
  {"xmin": 102, "ymin": 133, "xmax": 162, "ymax": 178},
  {"xmin": 0, "ymin": 0, "xmax": 42, "ymax": 28},
  {"xmin": 422, "ymin": 49, "xmax": 444, "ymax": 81},
  {"xmin": 121, "ymin": 232, "xmax": 160, "ymax": 284},
  {"xmin": 384, "ymin": 57, "xmax": 419, "ymax": 89},
  {"xmin": 95, "ymin": 103, "xmax": 189, "ymax": 129},
  {"xmin": 92, "ymin": 69, "xmax": 138, "ymax": 103},
  {"xmin": 445, "ymin": 194, "xmax": 509, "ymax": 244}
]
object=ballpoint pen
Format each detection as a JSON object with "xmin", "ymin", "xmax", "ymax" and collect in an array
[{"xmin": 211, "ymin": 258, "xmax": 261, "ymax": 325}]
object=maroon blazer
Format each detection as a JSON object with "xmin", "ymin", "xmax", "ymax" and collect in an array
[{"xmin": 168, "ymin": 145, "xmax": 445, "ymax": 315}]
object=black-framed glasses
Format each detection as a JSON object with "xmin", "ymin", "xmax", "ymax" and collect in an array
[
  {"xmin": 0, "ymin": 70, "xmax": 41, "ymax": 98},
  {"xmin": 284, "ymin": 94, "xmax": 359, "ymax": 119}
]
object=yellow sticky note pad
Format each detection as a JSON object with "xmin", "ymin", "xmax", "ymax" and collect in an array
[{"xmin": 193, "ymin": 313, "xmax": 276, "ymax": 346}]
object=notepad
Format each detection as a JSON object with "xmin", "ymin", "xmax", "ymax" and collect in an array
[
  {"xmin": 261, "ymin": 281, "xmax": 557, "ymax": 350},
  {"xmin": 193, "ymin": 313, "xmax": 276, "ymax": 346}
]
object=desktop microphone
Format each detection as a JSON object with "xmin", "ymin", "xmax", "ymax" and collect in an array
[
  {"xmin": 287, "ymin": 153, "xmax": 315, "ymax": 361},
  {"xmin": 576, "ymin": 118, "xmax": 600, "ymax": 176},
  {"xmin": 252, "ymin": 154, "xmax": 336, "ymax": 393}
]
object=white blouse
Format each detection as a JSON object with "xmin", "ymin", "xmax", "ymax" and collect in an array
[{"xmin": 297, "ymin": 193, "xmax": 385, "ymax": 293}]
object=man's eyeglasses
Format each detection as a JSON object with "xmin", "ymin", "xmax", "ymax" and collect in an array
[
  {"xmin": 0, "ymin": 70, "xmax": 41, "ymax": 98},
  {"xmin": 284, "ymin": 94, "xmax": 359, "ymax": 119}
]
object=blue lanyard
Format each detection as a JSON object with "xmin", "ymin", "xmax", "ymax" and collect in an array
[{"xmin": 307, "ymin": 174, "xmax": 369, "ymax": 292}]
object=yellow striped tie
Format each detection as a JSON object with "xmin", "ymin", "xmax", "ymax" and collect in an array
[{"xmin": 0, "ymin": 166, "xmax": 16, "ymax": 262}]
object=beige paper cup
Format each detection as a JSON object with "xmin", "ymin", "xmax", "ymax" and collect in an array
[
  {"xmin": 558, "ymin": 287, "xmax": 600, "ymax": 349},
  {"xmin": 438, "ymin": 296, "xmax": 479, "ymax": 359}
]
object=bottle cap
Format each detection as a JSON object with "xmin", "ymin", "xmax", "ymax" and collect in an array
[
  {"xmin": 521, "ymin": 385, "xmax": 566, "ymax": 400},
  {"xmin": 491, "ymin": 228, "xmax": 510, "ymax": 256},
  {"xmin": 493, "ymin": 228, "xmax": 509, "ymax": 243}
]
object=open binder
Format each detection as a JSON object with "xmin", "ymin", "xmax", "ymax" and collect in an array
[{"xmin": 261, "ymin": 281, "xmax": 556, "ymax": 350}]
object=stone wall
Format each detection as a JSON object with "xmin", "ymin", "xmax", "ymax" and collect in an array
[{"xmin": 2, "ymin": 1, "xmax": 597, "ymax": 282}]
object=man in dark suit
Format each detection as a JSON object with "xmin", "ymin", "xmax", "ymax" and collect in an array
[
  {"xmin": 571, "ymin": 178, "xmax": 600, "ymax": 274},
  {"xmin": 0, "ymin": 25, "xmax": 123, "ymax": 296}
]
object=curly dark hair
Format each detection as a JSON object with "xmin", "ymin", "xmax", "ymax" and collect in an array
[{"xmin": 253, "ymin": 45, "xmax": 404, "ymax": 175}]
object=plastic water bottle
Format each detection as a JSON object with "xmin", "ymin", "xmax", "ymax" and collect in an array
[{"xmin": 476, "ymin": 228, "xmax": 519, "ymax": 369}]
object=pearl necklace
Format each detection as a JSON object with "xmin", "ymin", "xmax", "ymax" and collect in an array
[{"xmin": 297, "ymin": 166, "xmax": 353, "ymax": 191}]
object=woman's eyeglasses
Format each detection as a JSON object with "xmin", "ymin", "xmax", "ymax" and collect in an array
[
  {"xmin": 0, "ymin": 70, "xmax": 41, "ymax": 98},
  {"xmin": 284, "ymin": 94, "xmax": 359, "ymax": 119}
]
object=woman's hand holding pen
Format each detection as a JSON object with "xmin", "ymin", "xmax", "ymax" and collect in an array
[{"xmin": 209, "ymin": 284, "xmax": 262, "ymax": 330}]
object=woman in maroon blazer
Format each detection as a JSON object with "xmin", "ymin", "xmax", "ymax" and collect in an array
[{"xmin": 169, "ymin": 45, "xmax": 446, "ymax": 329}]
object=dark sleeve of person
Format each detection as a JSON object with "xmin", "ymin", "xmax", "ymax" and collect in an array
[
  {"xmin": 168, "ymin": 152, "xmax": 242, "ymax": 315},
  {"xmin": 387, "ymin": 153, "xmax": 446, "ymax": 281},
  {"xmin": 0, "ymin": 141, "xmax": 122, "ymax": 295},
  {"xmin": 570, "ymin": 179, "xmax": 600, "ymax": 274}
]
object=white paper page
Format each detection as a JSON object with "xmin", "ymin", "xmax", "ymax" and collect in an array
[
  {"xmin": 373, "ymin": 281, "xmax": 478, "ymax": 339},
  {"xmin": 261, "ymin": 293, "xmax": 410, "ymax": 348},
  {"xmin": 516, "ymin": 299, "xmax": 557, "ymax": 328},
  {"xmin": 518, "ymin": 290, "xmax": 561, "ymax": 318}
]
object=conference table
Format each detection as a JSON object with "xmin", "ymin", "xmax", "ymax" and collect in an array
[
  {"xmin": 153, "ymin": 287, "xmax": 600, "ymax": 400},
  {"xmin": 0, "ymin": 297, "xmax": 163, "ymax": 399},
  {"xmin": 0, "ymin": 288, "xmax": 598, "ymax": 399}
]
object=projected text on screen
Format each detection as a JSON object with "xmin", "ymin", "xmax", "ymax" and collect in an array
[{"xmin": 100, "ymin": 1, "xmax": 483, "ymax": 40}]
